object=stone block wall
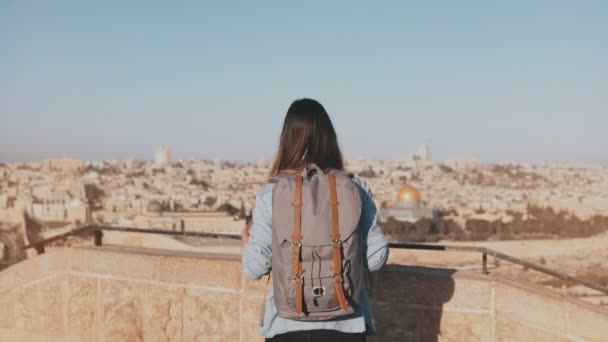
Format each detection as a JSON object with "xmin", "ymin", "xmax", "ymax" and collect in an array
[{"xmin": 0, "ymin": 246, "xmax": 606, "ymax": 341}]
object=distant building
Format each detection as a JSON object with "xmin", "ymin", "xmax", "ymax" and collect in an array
[
  {"xmin": 399, "ymin": 144, "xmax": 432, "ymax": 165},
  {"xmin": 146, "ymin": 200, "xmax": 163, "ymax": 214},
  {"xmin": 418, "ymin": 144, "xmax": 431, "ymax": 162},
  {"xmin": 31, "ymin": 198, "xmax": 90, "ymax": 224},
  {"xmin": 43, "ymin": 158, "xmax": 84, "ymax": 173},
  {"xmin": 444, "ymin": 157, "xmax": 478, "ymax": 170},
  {"xmin": 155, "ymin": 146, "xmax": 172, "ymax": 167},
  {"xmin": 380, "ymin": 184, "xmax": 434, "ymax": 222},
  {"xmin": 134, "ymin": 211, "xmax": 244, "ymax": 234},
  {"xmin": 0, "ymin": 195, "xmax": 9, "ymax": 209},
  {"xmin": 66, "ymin": 199, "xmax": 91, "ymax": 224}
]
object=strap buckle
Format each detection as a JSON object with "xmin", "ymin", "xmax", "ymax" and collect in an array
[
  {"xmin": 333, "ymin": 274, "xmax": 343, "ymax": 284},
  {"xmin": 291, "ymin": 241, "xmax": 302, "ymax": 249},
  {"xmin": 332, "ymin": 239, "xmax": 342, "ymax": 249}
]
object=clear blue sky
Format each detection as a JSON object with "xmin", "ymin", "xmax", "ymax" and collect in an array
[{"xmin": 2, "ymin": 1, "xmax": 607, "ymax": 163}]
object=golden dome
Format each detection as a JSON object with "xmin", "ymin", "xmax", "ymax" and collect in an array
[{"xmin": 397, "ymin": 184, "xmax": 421, "ymax": 203}]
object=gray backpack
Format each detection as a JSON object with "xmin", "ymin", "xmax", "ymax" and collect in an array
[{"xmin": 270, "ymin": 163, "xmax": 364, "ymax": 320}]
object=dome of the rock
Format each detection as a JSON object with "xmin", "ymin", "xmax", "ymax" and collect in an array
[{"xmin": 397, "ymin": 184, "xmax": 421, "ymax": 204}]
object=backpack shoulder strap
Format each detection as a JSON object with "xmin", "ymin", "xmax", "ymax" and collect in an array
[{"xmin": 292, "ymin": 174, "xmax": 305, "ymax": 314}]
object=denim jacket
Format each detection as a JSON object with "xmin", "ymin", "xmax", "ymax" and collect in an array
[{"xmin": 242, "ymin": 177, "xmax": 389, "ymax": 338}]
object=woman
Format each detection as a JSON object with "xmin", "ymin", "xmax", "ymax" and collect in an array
[{"xmin": 241, "ymin": 98, "xmax": 389, "ymax": 342}]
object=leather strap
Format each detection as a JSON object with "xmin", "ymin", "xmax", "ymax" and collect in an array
[
  {"xmin": 295, "ymin": 277, "xmax": 303, "ymax": 314},
  {"xmin": 328, "ymin": 172, "xmax": 349, "ymax": 312},
  {"xmin": 292, "ymin": 174, "xmax": 304, "ymax": 314},
  {"xmin": 292, "ymin": 174, "xmax": 303, "ymax": 243}
]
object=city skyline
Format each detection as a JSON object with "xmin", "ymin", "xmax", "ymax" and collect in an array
[
  {"xmin": 2, "ymin": 144, "xmax": 607, "ymax": 165},
  {"xmin": 2, "ymin": 2, "xmax": 607, "ymax": 163}
]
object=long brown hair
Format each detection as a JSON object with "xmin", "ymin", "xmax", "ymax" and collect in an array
[{"xmin": 270, "ymin": 99, "xmax": 344, "ymax": 177}]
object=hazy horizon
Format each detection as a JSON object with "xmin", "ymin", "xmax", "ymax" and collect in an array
[
  {"xmin": 2, "ymin": 2, "xmax": 607, "ymax": 164},
  {"xmin": 2, "ymin": 149, "xmax": 607, "ymax": 166}
]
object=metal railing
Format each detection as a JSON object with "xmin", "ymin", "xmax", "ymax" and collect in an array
[
  {"xmin": 18, "ymin": 224, "xmax": 608, "ymax": 296},
  {"xmin": 22, "ymin": 224, "xmax": 241, "ymax": 253},
  {"xmin": 387, "ymin": 241, "xmax": 608, "ymax": 295}
]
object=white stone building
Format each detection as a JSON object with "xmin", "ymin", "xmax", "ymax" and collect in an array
[{"xmin": 154, "ymin": 146, "xmax": 172, "ymax": 167}]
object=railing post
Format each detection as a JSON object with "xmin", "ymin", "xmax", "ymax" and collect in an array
[
  {"xmin": 93, "ymin": 229, "xmax": 103, "ymax": 247},
  {"xmin": 34, "ymin": 245, "xmax": 45, "ymax": 255},
  {"xmin": 482, "ymin": 252, "xmax": 488, "ymax": 275}
]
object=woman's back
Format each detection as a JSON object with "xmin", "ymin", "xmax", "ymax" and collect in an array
[{"xmin": 241, "ymin": 98, "xmax": 389, "ymax": 341}]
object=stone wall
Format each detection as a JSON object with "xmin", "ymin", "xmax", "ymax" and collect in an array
[{"xmin": 0, "ymin": 246, "xmax": 606, "ymax": 341}]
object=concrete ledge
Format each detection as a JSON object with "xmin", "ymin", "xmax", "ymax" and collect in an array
[
  {"xmin": 494, "ymin": 281, "xmax": 568, "ymax": 335},
  {"xmin": 492, "ymin": 273, "xmax": 608, "ymax": 317},
  {"xmin": 0, "ymin": 327, "xmax": 81, "ymax": 342},
  {"xmin": 567, "ymin": 302, "xmax": 608, "ymax": 342},
  {"xmin": 0, "ymin": 248, "xmax": 72, "ymax": 294},
  {"xmin": 0, "ymin": 247, "xmax": 606, "ymax": 342}
]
